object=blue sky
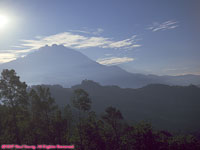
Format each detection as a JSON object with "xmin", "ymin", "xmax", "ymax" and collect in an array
[{"xmin": 0, "ymin": 0, "xmax": 200, "ymax": 75}]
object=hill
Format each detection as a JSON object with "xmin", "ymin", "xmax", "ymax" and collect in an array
[{"xmin": 42, "ymin": 80, "xmax": 200, "ymax": 133}]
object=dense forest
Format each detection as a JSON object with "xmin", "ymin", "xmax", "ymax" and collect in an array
[{"xmin": 0, "ymin": 69, "xmax": 200, "ymax": 150}]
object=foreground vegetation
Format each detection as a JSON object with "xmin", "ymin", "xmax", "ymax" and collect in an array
[{"xmin": 0, "ymin": 69, "xmax": 199, "ymax": 150}]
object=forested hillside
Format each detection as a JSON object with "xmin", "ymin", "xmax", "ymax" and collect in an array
[
  {"xmin": 42, "ymin": 80, "xmax": 200, "ymax": 133},
  {"xmin": 1, "ymin": 69, "xmax": 200, "ymax": 149}
]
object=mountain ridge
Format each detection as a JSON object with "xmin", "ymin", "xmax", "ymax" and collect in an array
[
  {"xmin": 0, "ymin": 44, "xmax": 200, "ymax": 88},
  {"xmin": 39, "ymin": 80, "xmax": 200, "ymax": 132}
]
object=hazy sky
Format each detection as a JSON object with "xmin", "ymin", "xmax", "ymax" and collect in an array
[{"xmin": 0, "ymin": 0, "xmax": 200, "ymax": 75}]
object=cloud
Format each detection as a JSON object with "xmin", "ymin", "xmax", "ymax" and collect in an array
[
  {"xmin": 0, "ymin": 49, "xmax": 35, "ymax": 63},
  {"xmin": 96, "ymin": 57, "xmax": 134, "ymax": 65},
  {"xmin": 68, "ymin": 30, "xmax": 91, "ymax": 34},
  {"xmin": 147, "ymin": 20, "xmax": 179, "ymax": 32},
  {"xmin": 163, "ymin": 67, "xmax": 188, "ymax": 72},
  {"xmin": 69, "ymin": 28, "xmax": 104, "ymax": 35},
  {"xmin": 0, "ymin": 30, "xmax": 141, "ymax": 63},
  {"xmin": 92, "ymin": 28, "xmax": 104, "ymax": 35},
  {"xmin": 161, "ymin": 67, "xmax": 200, "ymax": 75},
  {"xmin": 20, "ymin": 32, "xmax": 141, "ymax": 51},
  {"xmin": 0, "ymin": 53, "xmax": 17, "ymax": 63},
  {"xmin": 104, "ymin": 54, "xmax": 112, "ymax": 56}
]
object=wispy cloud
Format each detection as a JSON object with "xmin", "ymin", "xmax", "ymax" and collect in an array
[
  {"xmin": 0, "ymin": 53, "xmax": 17, "ymax": 63},
  {"xmin": 20, "ymin": 32, "xmax": 140, "ymax": 51},
  {"xmin": 68, "ymin": 30, "xmax": 91, "ymax": 34},
  {"xmin": 147, "ymin": 20, "xmax": 179, "ymax": 32},
  {"xmin": 96, "ymin": 57, "xmax": 134, "ymax": 65},
  {"xmin": 92, "ymin": 28, "xmax": 104, "ymax": 35},
  {"xmin": 0, "ymin": 49, "xmax": 31, "ymax": 63},
  {"xmin": 104, "ymin": 54, "xmax": 113, "ymax": 56},
  {"xmin": 0, "ymin": 30, "xmax": 141, "ymax": 63},
  {"xmin": 69, "ymin": 28, "xmax": 104, "ymax": 35},
  {"xmin": 163, "ymin": 67, "xmax": 189, "ymax": 72}
]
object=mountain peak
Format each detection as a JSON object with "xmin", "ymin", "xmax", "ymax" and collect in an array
[
  {"xmin": 72, "ymin": 80, "xmax": 101, "ymax": 89},
  {"xmin": 43, "ymin": 44, "xmax": 65, "ymax": 48},
  {"xmin": 37, "ymin": 44, "xmax": 73, "ymax": 53},
  {"xmin": 0, "ymin": 45, "xmax": 200, "ymax": 88}
]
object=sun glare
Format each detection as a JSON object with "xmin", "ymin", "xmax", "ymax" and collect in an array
[{"xmin": 0, "ymin": 15, "xmax": 9, "ymax": 29}]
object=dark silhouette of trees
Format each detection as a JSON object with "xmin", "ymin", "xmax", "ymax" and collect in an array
[
  {"xmin": 28, "ymin": 85, "xmax": 58, "ymax": 144},
  {"xmin": 71, "ymin": 88, "xmax": 91, "ymax": 113},
  {"xmin": 0, "ymin": 69, "xmax": 29, "ymax": 144},
  {"xmin": 0, "ymin": 69, "xmax": 200, "ymax": 150},
  {"xmin": 102, "ymin": 106, "xmax": 124, "ymax": 149},
  {"xmin": 71, "ymin": 88, "xmax": 91, "ymax": 150}
]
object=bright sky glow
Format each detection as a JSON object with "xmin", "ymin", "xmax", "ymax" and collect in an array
[{"xmin": 0, "ymin": 15, "xmax": 9, "ymax": 29}]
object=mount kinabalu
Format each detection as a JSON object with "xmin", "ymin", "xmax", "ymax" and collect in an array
[{"xmin": 0, "ymin": 44, "xmax": 200, "ymax": 88}]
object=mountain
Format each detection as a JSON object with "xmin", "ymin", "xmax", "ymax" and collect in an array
[
  {"xmin": 41, "ymin": 80, "xmax": 200, "ymax": 133},
  {"xmin": 159, "ymin": 74, "xmax": 200, "ymax": 86},
  {"xmin": 0, "ymin": 44, "xmax": 200, "ymax": 88}
]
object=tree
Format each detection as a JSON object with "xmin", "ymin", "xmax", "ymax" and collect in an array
[
  {"xmin": 71, "ymin": 88, "xmax": 91, "ymax": 150},
  {"xmin": 81, "ymin": 111, "xmax": 106, "ymax": 150},
  {"xmin": 0, "ymin": 69, "xmax": 29, "ymax": 108},
  {"xmin": 29, "ymin": 85, "xmax": 58, "ymax": 144},
  {"xmin": 63, "ymin": 104, "xmax": 73, "ymax": 143},
  {"xmin": 71, "ymin": 88, "xmax": 91, "ymax": 113},
  {"xmin": 130, "ymin": 122, "xmax": 157, "ymax": 150},
  {"xmin": 0, "ymin": 69, "xmax": 29, "ymax": 144},
  {"xmin": 102, "ymin": 106, "xmax": 123, "ymax": 149}
]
